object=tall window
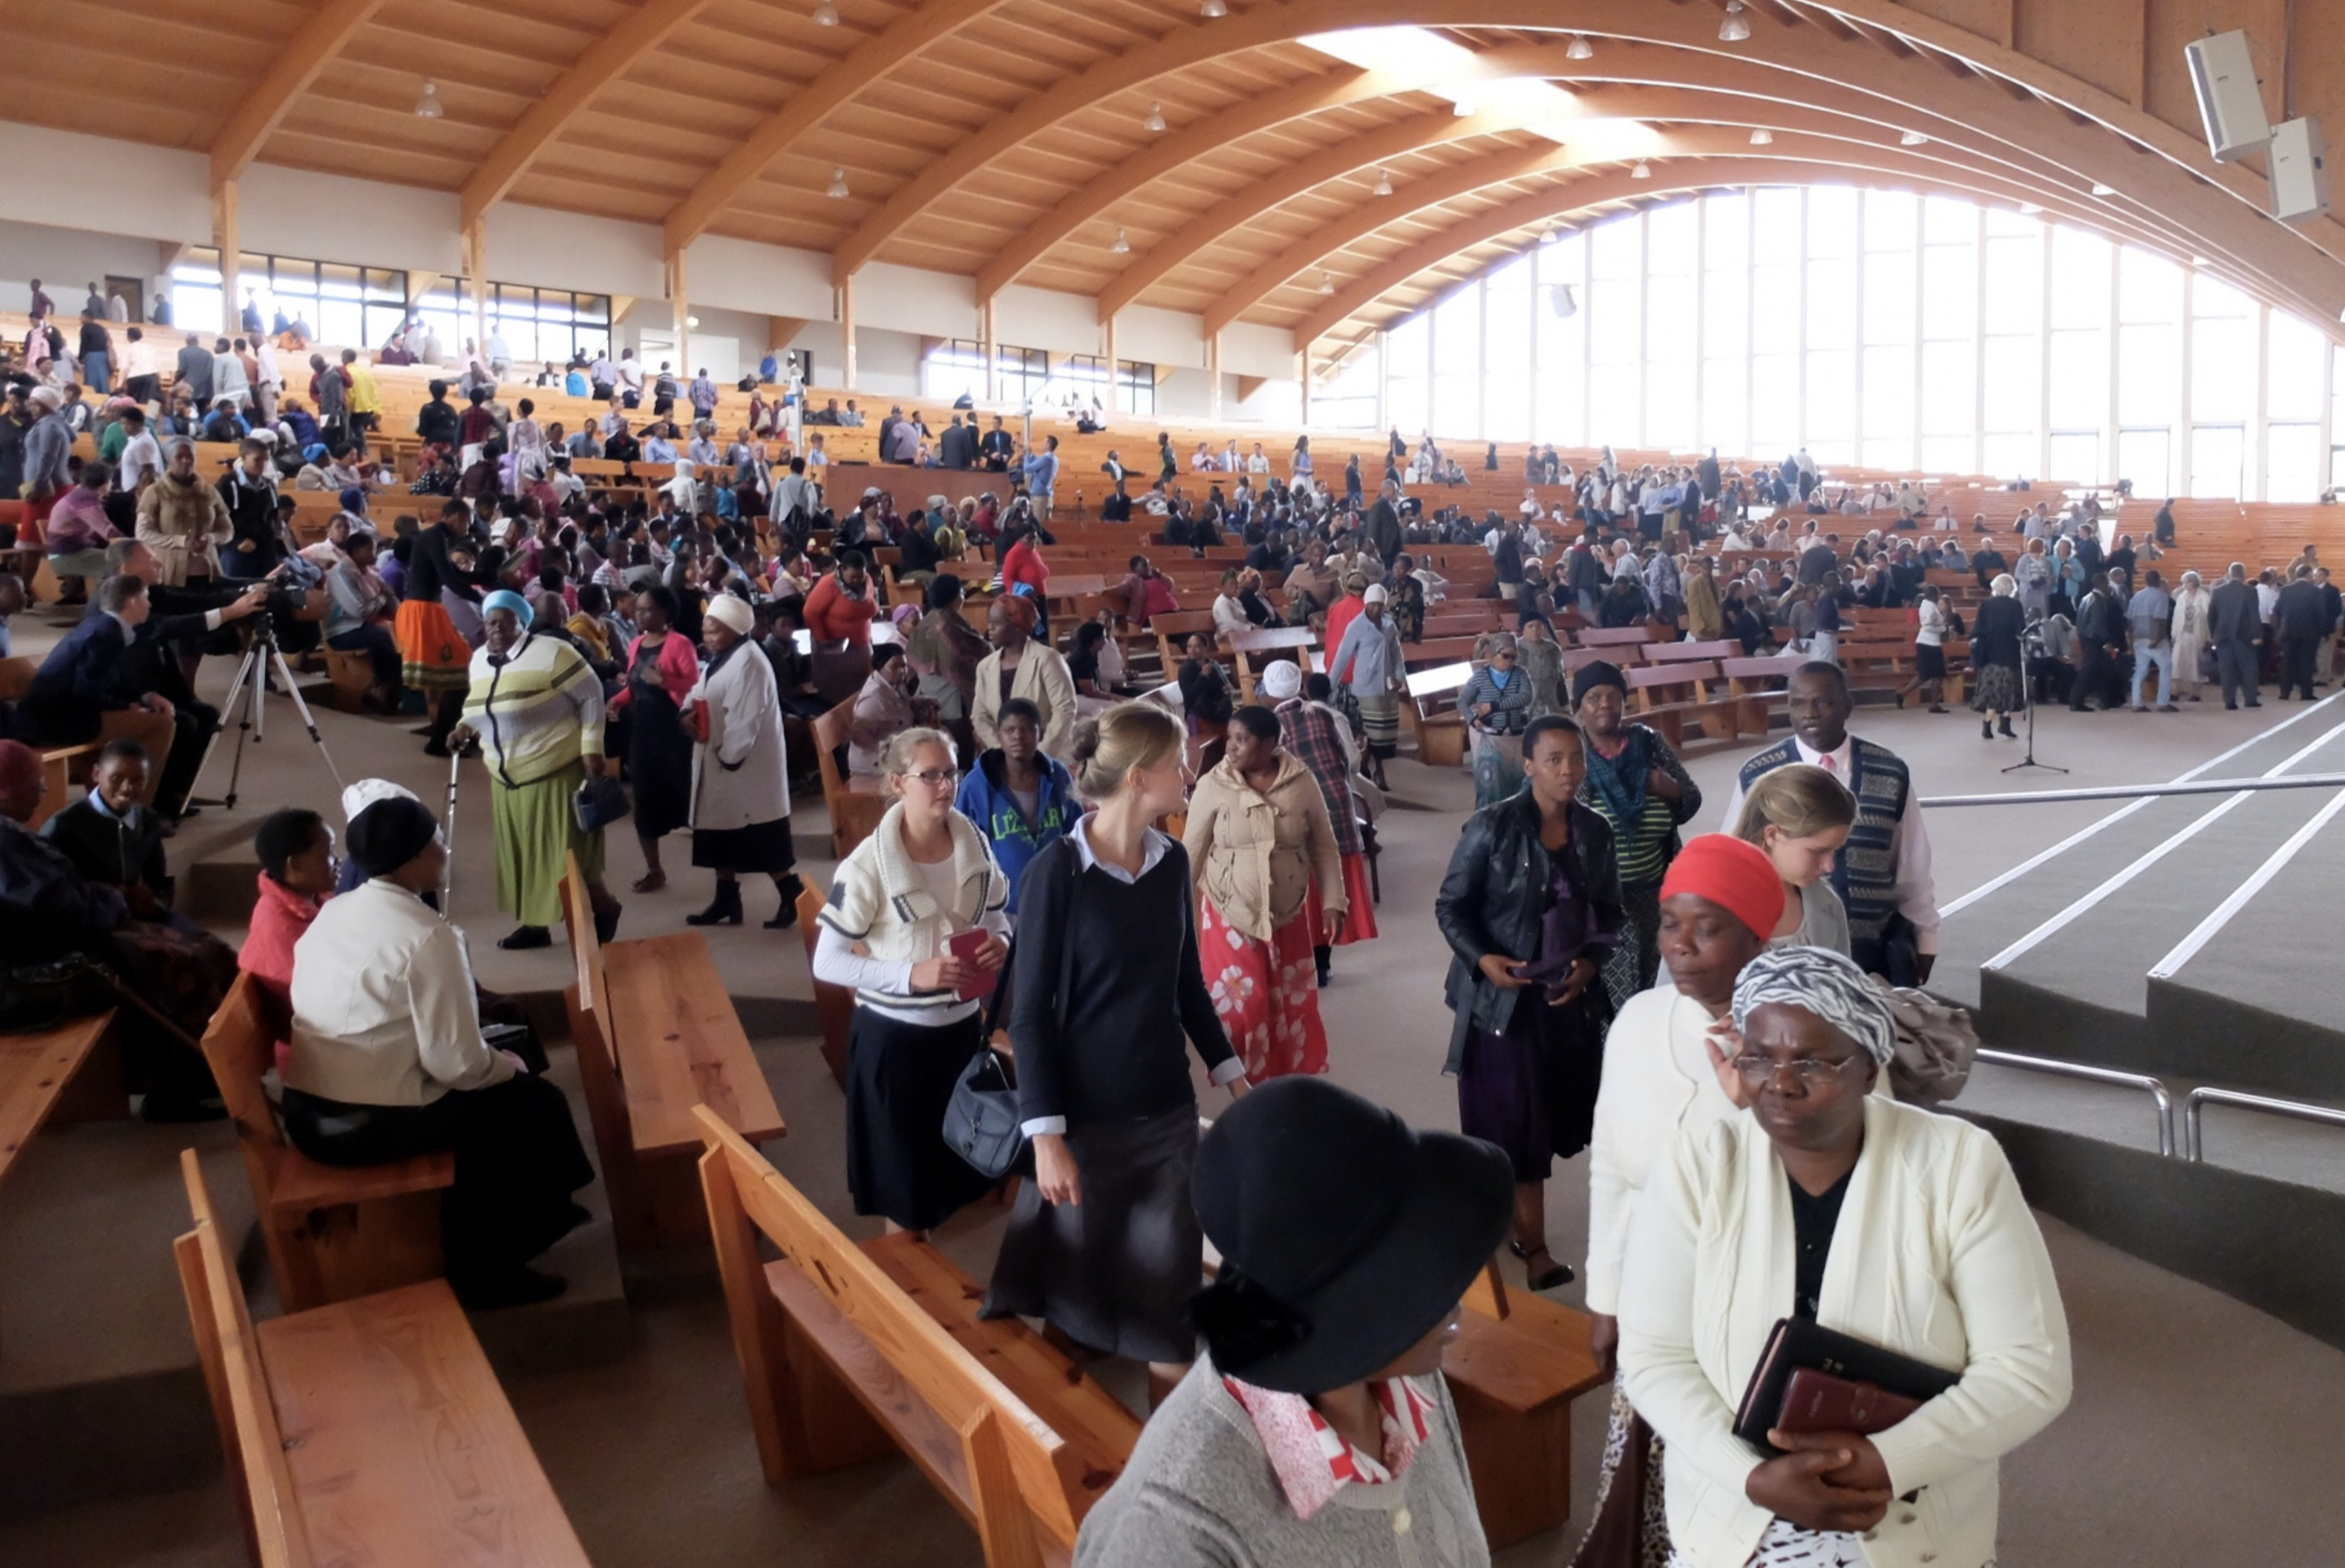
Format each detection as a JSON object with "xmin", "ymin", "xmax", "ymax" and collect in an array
[
  {"xmin": 996, "ymin": 345, "xmax": 1050, "ymax": 406},
  {"xmin": 1313, "ymin": 339, "xmax": 1377, "ymax": 429},
  {"xmin": 922, "ymin": 339, "xmax": 987, "ymax": 402},
  {"xmin": 1534, "ymin": 231, "xmax": 1587, "ymax": 445},
  {"xmin": 1117, "ymin": 359, "xmax": 1156, "ymax": 418},
  {"xmin": 487, "ymin": 285, "xmax": 612, "ymax": 368},
  {"xmin": 169, "ymin": 250, "xmax": 408, "ymax": 351},
  {"xmin": 2189, "ymin": 277, "xmax": 2253, "ymax": 498},
  {"xmin": 1482, "ymin": 255, "xmax": 1533, "ymax": 444}
]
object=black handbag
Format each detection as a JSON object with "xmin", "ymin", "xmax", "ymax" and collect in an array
[
  {"xmin": 0, "ymin": 953, "xmax": 123, "ymax": 1035},
  {"xmin": 942, "ymin": 858, "xmax": 1079, "ymax": 1180},
  {"xmin": 573, "ymin": 773, "xmax": 633, "ymax": 832}
]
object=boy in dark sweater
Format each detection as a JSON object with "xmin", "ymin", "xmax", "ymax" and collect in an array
[{"xmin": 40, "ymin": 738, "xmax": 175, "ymax": 917}]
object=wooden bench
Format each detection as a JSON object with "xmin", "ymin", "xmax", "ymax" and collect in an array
[
  {"xmin": 696, "ymin": 1108, "xmax": 1141, "ymax": 1568},
  {"xmin": 1404, "ymin": 659, "xmax": 1474, "ymax": 768},
  {"xmin": 811, "ymin": 692, "xmax": 889, "ymax": 859},
  {"xmin": 559, "ymin": 855, "xmax": 786, "ymax": 1250},
  {"xmin": 0, "ymin": 1011, "xmax": 119, "ymax": 1272},
  {"xmin": 1722, "ymin": 654, "xmax": 1804, "ymax": 738},
  {"xmin": 0, "ymin": 655, "xmax": 103, "ymax": 829},
  {"xmin": 1626, "ymin": 660, "xmax": 1733, "ymax": 751},
  {"xmin": 795, "ymin": 876, "xmax": 855, "ymax": 1090},
  {"xmin": 1223, "ymin": 625, "xmax": 1317, "ymax": 703},
  {"xmin": 1150, "ymin": 608, "xmax": 1222, "ymax": 673},
  {"xmin": 197, "ymin": 973, "xmax": 455, "ymax": 1311},
  {"xmin": 174, "ymin": 1150, "xmax": 593, "ymax": 1568}
]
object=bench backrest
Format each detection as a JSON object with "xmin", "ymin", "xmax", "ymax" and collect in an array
[
  {"xmin": 1573, "ymin": 625, "xmax": 1653, "ymax": 647},
  {"xmin": 176, "ymin": 1148, "xmax": 312, "ymax": 1568},
  {"xmin": 0, "ymin": 655, "xmax": 31, "ymax": 704},
  {"xmin": 696, "ymin": 1108, "xmax": 1076, "ymax": 1558},
  {"xmin": 1627, "ymin": 660, "xmax": 1719, "ymax": 692},
  {"xmin": 198, "ymin": 974, "xmax": 292, "ymax": 1194},
  {"xmin": 1646, "ymin": 639, "xmax": 1739, "ymax": 663},
  {"xmin": 1405, "ymin": 659, "xmax": 1474, "ymax": 699}
]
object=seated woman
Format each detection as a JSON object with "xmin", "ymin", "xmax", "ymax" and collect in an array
[
  {"xmin": 1620, "ymin": 946, "xmax": 2070, "ymax": 1568},
  {"xmin": 847, "ymin": 642, "xmax": 917, "ymax": 775},
  {"xmin": 0, "ymin": 740, "xmax": 229, "ymax": 1121},
  {"xmin": 284, "ymin": 796, "xmax": 593, "ymax": 1309}
]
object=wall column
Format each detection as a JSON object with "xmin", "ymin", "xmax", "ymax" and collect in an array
[
  {"xmin": 839, "ymin": 274, "xmax": 858, "ymax": 391},
  {"xmin": 1209, "ymin": 332, "xmax": 1222, "ymax": 420},
  {"xmin": 461, "ymin": 219, "xmax": 487, "ymax": 355},
  {"xmin": 1299, "ymin": 339, "xmax": 1312, "ymax": 427},
  {"xmin": 666, "ymin": 248, "xmax": 690, "ymax": 373},
  {"xmin": 211, "ymin": 180, "xmax": 241, "ymax": 338},
  {"xmin": 1103, "ymin": 312, "xmax": 1118, "ymax": 414},
  {"xmin": 981, "ymin": 296, "xmax": 998, "ymax": 402}
]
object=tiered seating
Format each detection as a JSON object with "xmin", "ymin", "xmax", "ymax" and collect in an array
[{"xmin": 175, "ymin": 1150, "xmax": 593, "ymax": 1568}]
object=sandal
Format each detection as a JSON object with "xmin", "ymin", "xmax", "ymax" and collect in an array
[
  {"xmin": 630, "ymin": 871, "xmax": 666, "ymax": 894},
  {"xmin": 1507, "ymin": 1241, "xmax": 1576, "ymax": 1291}
]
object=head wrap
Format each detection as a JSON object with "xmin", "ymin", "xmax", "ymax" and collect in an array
[
  {"xmin": 1260, "ymin": 660, "xmax": 1302, "ymax": 700},
  {"xmin": 705, "ymin": 592, "xmax": 754, "ymax": 638},
  {"xmin": 341, "ymin": 777, "xmax": 417, "ymax": 824},
  {"xmin": 26, "ymin": 386, "xmax": 60, "ymax": 409},
  {"xmin": 339, "ymin": 487, "xmax": 367, "ymax": 512},
  {"xmin": 481, "ymin": 588, "xmax": 533, "ymax": 624},
  {"xmin": 1362, "ymin": 584, "xmax": 1388, "ymax": 605},
  {"xmin": 1659, "ymin": 833, "xmax": 1785, "ymax": 943},
  {"xmin": 346, "ymin": 796, "xmax": 441, "ymax": 878},
  {"xmin": 1571, "ymin": 659, "xmax": 1626, "ymax": 705},
  {"xmin": 997, "ymin": 594, "xmax": 1039, "ymax": 635},
  {"xmin": 0, "ymin": 739, "xmax": 43, "ymax": 808},
  {"xmin": 1731, "ymin": 946, "xmax": 1898, "ymax": 1066}
]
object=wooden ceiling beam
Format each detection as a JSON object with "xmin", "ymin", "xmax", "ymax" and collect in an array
[
  {"xmin": 460, "ymin": 0, "xmax": 716, "ymax": 228},
  {"xmin": 662, "ymin": 0, "xmax": 1011, "ymax": 255},
  {"xmin": 208, "ymin": 0, "xmax": 389, "ymax": 189}
]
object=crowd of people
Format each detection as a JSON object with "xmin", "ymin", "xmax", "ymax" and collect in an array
[{"xmin": 43, "ymin": 285, "xmax": 2342, "ymax": 1566}]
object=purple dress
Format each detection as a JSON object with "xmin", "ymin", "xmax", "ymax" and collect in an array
[{"xmin": 1454, "ymin": 844, "xmax": 1616, "ymax": 1181}]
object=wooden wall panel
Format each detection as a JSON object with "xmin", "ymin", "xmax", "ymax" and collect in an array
[
  {"xmin": 2016, "ymin": 0, "xmax": 2146, "ymax": 107},
  {"xmin": 1891, "ymin": 0, "xmax": 2015, "ymax": 50}
]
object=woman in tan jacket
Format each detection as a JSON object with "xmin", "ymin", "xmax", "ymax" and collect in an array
[
  {"xmin": 972, "ymin": 594, "xmax": 1075, "ymax": 757},
  {"xmin": 1183, "ymin": 705, "xmax": 1345, "ymax": 1082},
  {"xmin": 134, "ymin": 438, "xmax": 231, "ymax": 586}
]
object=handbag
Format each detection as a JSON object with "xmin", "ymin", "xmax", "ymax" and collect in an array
[
  {"xmin": 943, "ymin": 853, "xmax": 1080, "ymax": 1180},
  {"xmin": 573, "ymin": 773, "xmax": 633, "ymax": 833},
  {"xmin": 1868, "ymin": 976, "xmax": 1979, "ymax": 1107},
  {"xmin": 0, "ymin": 953, "xmax": 121, "ymax": 1035}
]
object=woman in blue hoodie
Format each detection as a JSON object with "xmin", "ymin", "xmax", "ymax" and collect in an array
[{"xmin": 953, "ymin": 698, "xmax": 1076, "ymax": 916}]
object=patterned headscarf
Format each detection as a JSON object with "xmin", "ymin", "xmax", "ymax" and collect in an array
[{"xmin": 1731, "ymin": 946, "xmax": 1898, "ymax": 1065}]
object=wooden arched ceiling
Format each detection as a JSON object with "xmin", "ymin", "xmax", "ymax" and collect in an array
[{"xmin": 10, "ymin": 0, "xmax": 2345, "ymax": 341}]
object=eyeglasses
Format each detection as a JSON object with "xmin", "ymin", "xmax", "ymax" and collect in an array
[
  {"xmin": 898, "ymin": 768, "xmax": 957, "ymax": 787},
  {"xmin": 1732, "ymin": 1053, "xmax": 1865, "ymax": 1088}
]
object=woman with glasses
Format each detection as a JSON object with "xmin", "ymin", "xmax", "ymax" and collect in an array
[
  {"xmin": 811, "ymin": 726, "xmax": 1010, "ymax": 1234},
  {"xmin": 1620, "ymin": 946, "xmax": 2070, "ymax": 1568},
  {"xmin": 1460, "ymin": 631, "xmax": 1536, "ymax": 807},
  {"xmin": 1437, "ymin": 715, "xmax": 1620, "ymax": 1297}
]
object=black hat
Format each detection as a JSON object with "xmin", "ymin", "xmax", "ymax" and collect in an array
[
  {"xmin": 1189, "ymin": 1078, "xmax": 1511, "ymax": 1394},
  {"xmin": 1572, "ymin": 659, "xmax": 1627, "ymax": 706},
  {"xmin": 346, "ymin": 796, "xmax": 440, "ymax": 877}
]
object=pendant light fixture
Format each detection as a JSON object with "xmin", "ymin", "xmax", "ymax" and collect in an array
[
  {"xmin": 1144, "ymin": 102, "xmax": 1167, "ymax": 133},
  {"xmin": 1200, "ymin": 0, "xmax": 1227, "ymax": 15},
  {"xmin": 1318, "ymin": 272, "xmax": 1335, "ymax": 294},
  {"xmin": 1111, "ymin": 228, "xmax": 1129, "ymax": 254},
  {"xmin": 813, "ymin": 0, "xmax": 838, "ymax": 23},
  {"xmin": 1567, "ymin": 35, "xmax": 1593, "ymax": 60},
  {"xmin": 826, "ymin": 167, "xmax": 850, "ymax": 198},
  {"xmin": 1900, "ymin": 129, "xmax": 1928, "ymax": 147},
  {"xmin": 414, "ymin": 78, "xmax": 443, "ymax": 118},
  {"xmin": 1719, "ymin": 1, "xmax": 1751, "ymax": 43},
  {"xmin": 1631, "ymin": 160, "xmax": 1652, "ymax": 179},
  {"xmin": 1374, "ymin": 168, "xmax": 1394, "ymax": 196},
  {"xmin": 1749, "ymin": 128, "xmax": 1773, "ymax": 146}
]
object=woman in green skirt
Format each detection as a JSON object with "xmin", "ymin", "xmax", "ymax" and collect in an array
[{"xmin": 454, "ymin": 591, "xmax": 623, "ymax": 949}]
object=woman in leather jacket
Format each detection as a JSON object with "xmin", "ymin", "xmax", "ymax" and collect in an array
[{"xmin": 1435, "ymin": 714, "xmax": 1623, "ymax": 1293}]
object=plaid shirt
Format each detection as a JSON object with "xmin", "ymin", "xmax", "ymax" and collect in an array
[{"xmin": 1275, "ymin": 697, "xmax": 1363, "ymax": 857}]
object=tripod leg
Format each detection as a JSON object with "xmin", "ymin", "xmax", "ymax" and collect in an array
[
  {"xmin": 264, "ymin": 645, "xmax": 350, "ymax": 797},
  {"xmin": 185, "ymin": 643, "xmax": 264, "ymax": 811}
]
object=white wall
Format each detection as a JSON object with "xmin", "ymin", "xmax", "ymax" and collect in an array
[
  {"xmin": 0, "ymin": 219, "xmax": 170, "ymax": 317},
  {"xmin": 0, "ymin": 125, "xmax": 208, "ymax": 243},
  {"xmin": 997, "ymin": 284, "xmax": 1099, "ymax": 354},
  {"xmin": 239, "ymin": 165, "xmax": 460, "ymax": 275},
  {"xmin": 685, "ymin": 234, "xmax": 833, "ymax": 320},
  {"xmin": 856, "ymin": 327, "xmax": 924, "ymax": 398},
  {"xmin": 486, "ymin": 205, "xmax": 662, "ymax": 299}
]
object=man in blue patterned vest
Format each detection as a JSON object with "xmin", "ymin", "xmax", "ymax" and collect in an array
[{"xmin": 1717, "ymin": 662, "xmax": 1941, "ymax": 984}]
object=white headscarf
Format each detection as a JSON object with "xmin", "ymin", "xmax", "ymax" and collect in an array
[{"xmin": 1731, "ymin": 946, "xmax": 1898, "ymax": 1065}]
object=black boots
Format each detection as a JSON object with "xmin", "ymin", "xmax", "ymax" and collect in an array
[
  {"xmin": 1998, "ymin": 716, "xmax": 2017, "ymax": 738},
  {"xmin": 762, "ymin": 876, "xmax": 805, "ymax": 930},
  {"xmin": 686, "ymin": 880, "xmax": 745, "ymax": 927}
]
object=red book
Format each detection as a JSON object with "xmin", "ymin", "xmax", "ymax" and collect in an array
[{"xmin": 947, "ymin": 928, "xmax": 993, "ymax": 1002}]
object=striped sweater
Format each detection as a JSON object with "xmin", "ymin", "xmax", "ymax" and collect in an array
[{"xmin": 461, "ymin": 633, "xmax": 606, "ymax": 786}]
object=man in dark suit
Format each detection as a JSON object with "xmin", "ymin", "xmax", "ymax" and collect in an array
[
  {"xmin": 2273, "ymin": 564, "xmax": 2328, "ymax": 702},
  {"xmin": 1363, "ymin": 480, "xmax": 1402, "ymax": 566},
  {"xmin": 1796, "ymin": 529, "xmax": 1839, "ymax": 587},
  {"xmin": 2070, "ymin": 570, "xmax": 2126, "ymax": 711},
  {"xmin": 2206, "ymin": 561, "xmax": 2265, "ymax": 711},
  {"xmin": 977, "ymin": 415, "xmax": 1014, "ymax": 473},
  {"xmin": 937, "ymin": 414, "xmax": 977, "ymax": 470},
  {"xmin": 173, "ymin": 332, "xmax": 215, "ymax": 412}
]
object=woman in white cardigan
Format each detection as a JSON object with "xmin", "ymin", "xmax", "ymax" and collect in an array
[
  {"xmin": 1620, "ymin": 947, "xmax": 2070, "ymax": 1568},
  {"xmin": 681, "ymin": 593, "xmax": 802, "ymax": 929},
  {"xmin": 973, "ymin": 594, "xmax": 1076, "ymax": 757}
]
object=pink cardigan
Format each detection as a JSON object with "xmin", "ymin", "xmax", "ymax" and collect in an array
[{"xmin": 607, "ymin": 631, "xmax": 700, "ymax": 709}]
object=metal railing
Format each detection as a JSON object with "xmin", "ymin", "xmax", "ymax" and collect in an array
[
  {"xmin": 2181, "ymin": 1087, "xmax": 2345, "ymax": 1163},
  {"xmin": 1921, "ymin": 772, "xmax": 2345, "ymax": 809},
  {"xmin": 1974, "ymin": 1048, "xmax": 2176, "ymax": 1157}
]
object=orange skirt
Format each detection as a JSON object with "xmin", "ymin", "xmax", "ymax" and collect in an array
[
  {"xmin": 394, "ymin": 599, "xmax": 472, "ymax": 691},
  {"xmin": 1306, "ymin": 853, "xmax": 1379, "ymax": 947}
]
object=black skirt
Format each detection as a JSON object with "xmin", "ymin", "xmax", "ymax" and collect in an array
[
  {"xmin": 1915, "ymin": 643, "xmax": 1947, "ymax": 678},
  {"xmin": 845, "ymin": 1009, "xmax": 997, "ymax": 1232},
  {"xmin": 626, "ymin": 677, "xmax": 693, "ymax": 840},
  {"xmin": 691, "ymin": 815, "xmax": 797, "ymax": 874}
]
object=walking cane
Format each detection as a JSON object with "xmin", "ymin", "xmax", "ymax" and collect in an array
[{"xmin": 441, "ymin": 745, "xmax": 461, "ymax": 906}]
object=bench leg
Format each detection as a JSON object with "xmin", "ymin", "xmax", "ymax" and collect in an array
[
  {"xmin": 1449, "ymin": 1384, "xmax": 1573, "ymax": 1551},
  {"xmin": 961, "ymin": 1406, "xmax": 1049, "ymax": 1568},
  {"xmin": 45, "ymin": 1024, "xmax": 129, "ymax": 1123}
]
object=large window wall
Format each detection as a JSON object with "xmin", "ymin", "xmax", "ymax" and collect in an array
[{"xmin": 1361, "ymin": 185, "xmax": 2339, "ymax": 501}]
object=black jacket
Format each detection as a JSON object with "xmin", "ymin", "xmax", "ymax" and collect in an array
[
  {"xmin": 938, "ymin": 423, "xmax": 977, "ymax": 470},
  {"xmin": 2275, "ymin": 579, "xmax": 2328, "ymax": 638},
  {"xmin": 1970, "ymin": 594, "xmax": 2025, "ymax": 670},
  {"xmin": 2208, "ymin": 579, "xmax": 2262, "ymax": 644},
  {"xmin": 1436, "ymin": 793, "xmax": 1621, "ymax": 1071},
  {"xmin": 40, "ymin": 797, "xmax": 170, "ymax": 904}
]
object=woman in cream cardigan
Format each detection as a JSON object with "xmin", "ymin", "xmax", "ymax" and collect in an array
[
  {"xmin": 1620, "ymin": 947, "xmax": 2070, "ymax": 1568},
  {"xmin": 973, "ymin": 593, "xmax": 1076, "ymax": 757},
  {"xmin": 1182, "ymin": 705, "xmax": 1344, "ymax": 1082}
]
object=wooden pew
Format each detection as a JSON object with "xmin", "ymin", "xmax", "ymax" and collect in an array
[
  {"xmin": 1223, "ymin": 625, "xmax": 1317, "ymax": 703},
  {"xmin": 1404, "ymin": 660, "xmax": 1474, "ymax": 768},
  {"xmin": 795, "ymin": 877, "xmax": 855, "ymax": 1090},
  {"xmin": 1447, "ymin": 1260, "xmax": 1611, "ymax": 1547},
  {"xmin": 0, "ymin": 1009, "xmax": 117, "ymax": 1214},
  {"xmin": 0, "ymin": 655, "xmax": 100, "ymax": 828},
  {"xmin": 696, "ymin": 1108, "xmax": 1141, "ymax": 1568},
  {"xmin": 559, "ymin": 855, "xmax": 786, "ymax": 1250},
  {"xmin": 1150, "ymin": 608, "xmax": 1221, "ymax": 673},
  {"xmin": 196, "ymin": 974, "xmax": 454, "ymax": 1311},
  {"xmin": 1722, "ymin": 654, "xmax": 1804, "ymax": 738},
  {"xmin": 174, "ymin": 1150, "xmax": 593, "ymax": 1568},
  {"xmin": 811, "ymin": 693, "xmax": 889, "ymax": 859},
  {"xmin": 1625, "ymin": 660, "xmax": 1732, "ymax": 751}
]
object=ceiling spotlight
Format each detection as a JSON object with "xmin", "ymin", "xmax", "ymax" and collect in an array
[
  {"xmin": 1900, "ymin": 129, "xmax": 1927, "ymax": 147},
  {"xmin": 826, "ymin": 166, "xmax": 850, "ymax": 198},
  {"xmin": 1749, "ymin": 128, "xmax": 1773, "ymax": 146},
  {"xmin": 1200, "ymin": 0, "xmax": 1226, "ymax": 14},
  {"xmin": 1549, "ymin": 284, "xmax": 1578, "ymax": 318},
  {"xmin": 1143, "ymin": 102, "xmax": 1167, "ymax": 133},
  {"xmin": 812, "ymin": 0, "xmax": 838, "ymax": 23},
  {"xmin": 1539, "ymin": 224, "xmax": 1561, "ymax": 244},
  {"xmin": 1631, "ymin": 160, "xmax": 1652, "ymax": 179},
  {"xmin": 1111, "ymin": 228, "xmax": 1129, "ymax": 254},
  {"xmin": 1318, "ymin": 272, "xmax": 1335, "ymax": 294},
  {"xmin": 2018, "ymin": 201, "xmax": 2043, "ymax": 214},
  {"xmin": 1374, "ymin": 168, "xmax": 1394, "ymax": 196},
  {"xmin": 1719, "ymin": 1, "xmax": 1751, "ymax": 43},
  {"xmin": 414, "ymin": 78, "xmax": 443, "ymax": 119},
  {"xmin": 2091, "ymin": 182, "xmax": 2116, "ymax": 196},
  {"xmin": 1567, "ymin": 34, "xmax": 1593, "ymax": 60},
  {"xmin": 686, "ymin": 315, "xmax": 699, "ymax": 329}
]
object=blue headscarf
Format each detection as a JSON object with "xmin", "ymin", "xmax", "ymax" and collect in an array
[{"xmin": 481, "ymin": 589, "xmax": 533, "ymax": 625}]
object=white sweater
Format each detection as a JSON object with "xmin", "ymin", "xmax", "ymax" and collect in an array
[{"xmin": 1620, "ymin": 1097, "xmax": 2072, "ymax": 1568}]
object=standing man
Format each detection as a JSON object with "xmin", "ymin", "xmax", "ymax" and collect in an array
[
  {"xmin": 175, "ymin": 333, "xmax": 215, "ymax": 413},
  {"xmin": 77, "ymin": 310, "xmax": 113, "ymax": 395},
  {"xmin": 2206, "ymin": 561, "xmax": 2264, "ymax": 711},
  {"xmin": 2316, "ymin": 566, "xmax": 2342, "ymax": 688},
  {"xmin": 18, "ymin": 387, "xmax": 72, "ymax": 536},
  {"xmin": 978, "ymin": 414, "xmax": 1014, "ymax": 473},
  {"xmin": 2274, "ymin": 564, "xmax": 2328, "ymax": 702},
  {"xmin": 1021, "ymin": 434, "xmax": 1060, "ymax": 525},
  {"xmin": 1363, "ymin": 479, "xmax": 1402, "ymax": 568},
  {"xmin": 939, "ymin": 413, "xmax": 977, "ymax": 470},
  {"xmin": 2126, "ymin": 568, "xmax": 2177, "ymax": 712},
  {"xmin": 2069, "ymin": 569, "xmax": 2125, "ymax": 712},
  {"xmin": 1719, "ymin": 662, "xmax": 1939, "ymax": 983}
]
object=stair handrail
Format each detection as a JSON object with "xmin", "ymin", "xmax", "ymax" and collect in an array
[
  {"xmin": 1974, "ymin": 1048, "xmax": 2176, "ymax": 1157},
  {"xmin": 2182, "ymin": 1086, "xmax": 2345, "ymax": 1163}
]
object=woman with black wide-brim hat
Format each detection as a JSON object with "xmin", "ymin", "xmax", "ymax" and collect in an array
[{"xmin": 1074, "ymin": 1076, "xmax": 1514, "ymax": 1567}]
